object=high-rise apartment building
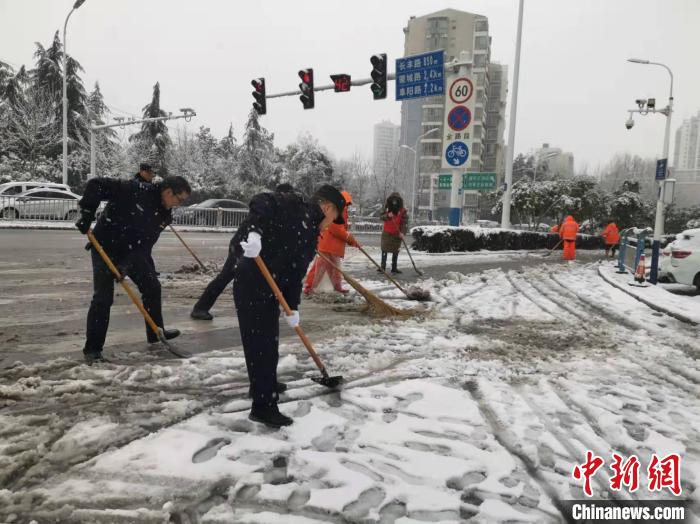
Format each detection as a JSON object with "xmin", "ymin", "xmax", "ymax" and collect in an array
[
  {"xmin": 373, "ymin": 120, "xmax": 401, "ymax": 189},
  {"xmin": 672, "ymin": 112, "xmax": 700, "ymax": 208},
  {"xmin": 399, "ymin": 8, "xmax": 507, "ymax": 222}
]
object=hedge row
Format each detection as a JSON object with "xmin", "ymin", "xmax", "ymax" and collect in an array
[{"xmin": 411, "ymin": 226, "xmax": 603, "ymax": 253}]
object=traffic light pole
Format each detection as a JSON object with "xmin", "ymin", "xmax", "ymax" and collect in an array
[{"xmin": 266, "ymin": 73, "xmax": 396, "ymax": 99}]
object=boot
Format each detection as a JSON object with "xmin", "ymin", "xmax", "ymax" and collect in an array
[
  {"xmin": 248, "ymin": 381, "xmax": 288, "ymax": 398},
  {"xmin": 378, "ymin": 252, "xmax": 388, "ymax": 273},
  {"xmin": 249, "ymin": 405, "xmax": 293, "ymax": 428},
  {"xmin": 391, "ymin": 253, "xmax": 402, "ymax": 274},
  {"xmin": 190, "ymin": 308, "xmax": 213, "ymax": 320},
  {"xmin": 147, "ymin": 328, "xmax": 181, "ymax": 344},
  {"xmin": 84, "ymin": 352, "xmax": 109, "ymax": 365}
]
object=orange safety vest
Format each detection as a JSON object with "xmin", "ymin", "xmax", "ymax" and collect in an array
[{"xmin": 559, "ymin": 216, "xmax": 579, "ymax": 241}]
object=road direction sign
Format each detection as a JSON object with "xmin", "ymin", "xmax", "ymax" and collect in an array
[
  {"xmin": 437, "ymin": 174, "xmax": 452, "ymax": 190},
  {"xmin": 655, "ymin": 158, "xmax": 667, "ymax": 181},
  {"xmin": 395, "ymin": 50, "xmax": 445, "ymax": 101},
  {"xmin": 462, "ymin": 172, "xmax": 497, "ymax": 191},
  {"xmin": 445, "ymin": 141, "xmax": 469, "ymax": 167}
]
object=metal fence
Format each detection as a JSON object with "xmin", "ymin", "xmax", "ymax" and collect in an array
[
  {"xmin": 617, "ymin": 227, "xmax": 652, "ymax": 274},
  {"xmin": 0, "ymin": 196, "xmax": 80, "ymax": 221},
  {"xmin": 172, "ymin": 207, "xmax": 249, "ymax": 228}
]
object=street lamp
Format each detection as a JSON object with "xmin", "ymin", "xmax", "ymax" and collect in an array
[
  {"xmin": 626, "ymin": 57, "xmax": 674, "ymax": 284},
  {"xmin": 401, "ymin": 127, "xmax": 440, "ymax": 219},
  {"xmin": 62, "ymin": 0, "xmax": 87, "ymax": 186}
]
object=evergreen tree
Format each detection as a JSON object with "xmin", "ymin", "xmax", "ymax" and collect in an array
[
  {"xmin": 0, "ymin": 60, "xmax": 13, "ymax": 96},
  {"xmin": 3, "ymin": 66, "xmax": 29, "ymax": 108},
  {"xmin": 237, "ymin": 109, "xmax": 276, "ymax": 195},
  {"xmin": 217, "ymin": 123, "xmax": 237, "ymax": 160},
  {"xmin": 87, "ymin": 82, "xmax": 121, "ymax": 178},
  {"xmin": 284, "ymin": 133, "xmax": 338, "ymax": 196},
  {"xmin": 129, "ymin": 82, "xmax": 170, "ymax": 174}
]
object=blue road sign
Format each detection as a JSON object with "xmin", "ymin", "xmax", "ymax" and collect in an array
[
  {"xmin": 445, "ymin": 141, "xmax": 469, "ymax": 167},
  {"xmin": 396, "ymin": 50, "xmax": 444, "ymax": 101},
  {"xmin": 447, "ymin": 106, "xmax": 471, "ymax": 131},
  {"xmin": 656, "ymin": 158, "xmax": 667, "ymax": 181}
]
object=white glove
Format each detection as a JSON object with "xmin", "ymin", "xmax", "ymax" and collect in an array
[
  {"xmin": 240, "ymin": 231, "xmax": 262, "ymax": 258},
  {"xmin": 284, "ymin": 310, "xmax": 300, "ymax": 329}
]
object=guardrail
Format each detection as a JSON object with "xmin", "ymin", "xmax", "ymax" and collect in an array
[
  {"xmin": 172, "ymin": 207, "xmax": 248, "ymax": 228},
  {"xmin": 617, "ymin": 227, "xmax": 652, "ymax": 274},
  {"xmin": 0, "ymin": 196, "xmax": 80, "ymax": 221}
]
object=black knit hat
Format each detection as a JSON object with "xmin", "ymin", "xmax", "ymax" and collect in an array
[{"xmin": 313, "ymin": 184, "xmax": 345, "ymax": 225}]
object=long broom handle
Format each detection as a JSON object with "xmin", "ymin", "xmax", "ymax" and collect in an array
[
  {"xmin": 355, "ymin": 244, "xmax": 409, "ymax": 296},
  {"xmin": 169, "ymin": 225, "xmax": 207, "ymax": 269},
  {"xmin": 401, "ymin": 237, "xmax": 422, "ymax": 274},
  {"xmin": 87, "ymin": 230, "xmax": 161, "ymax": 337},
  {"xmin": 253, "ymin": 256, "xmax": 328, "ymax": 377}
]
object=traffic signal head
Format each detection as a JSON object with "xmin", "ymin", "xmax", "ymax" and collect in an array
[
  {"xmin": 370, "ymin": 53, "xmax": 387, "ymax": 100},
  {"xmin": 251, "ymin": 78, "xmax": 266, "ymax": 115},
  {"xmin": 298, "ymin": 68, "xmax": 314, "ymax": 109}
]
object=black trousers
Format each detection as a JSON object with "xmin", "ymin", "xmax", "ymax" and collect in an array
[
  {"xmin": 84, "ymin": 248, "xmax": 163, "ymax": 355},
  {"xmin": 193, "ymin": 249, "xmax": 237, "ymax": 312},
  {"xmin": 234, "ymin": 299, "xmax": 280, "ymax": 409}
]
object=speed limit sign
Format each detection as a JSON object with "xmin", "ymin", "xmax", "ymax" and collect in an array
[{"xmin": 449, "ymin": 77, "xmax": 474, "ymax": 104}]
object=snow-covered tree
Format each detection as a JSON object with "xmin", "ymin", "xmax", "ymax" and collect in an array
[
  {"xmin": 282, "ymin": 133, "xmax": 338, "ymax": 197},
  {"xmin": 129, "ymin": 82, "xmax": 170, "ymax": 175},
  {"xmin": 86, "ymin": 82, "xmax": 121, "ymax": 178},
  {"xmin": 236, "ymin": 109, "xmax": 277, "ymax": 196}
]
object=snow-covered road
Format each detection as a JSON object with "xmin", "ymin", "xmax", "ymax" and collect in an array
[{"xmin": 1, "ymin": 262, "xmax": 697, "ymax": 523}]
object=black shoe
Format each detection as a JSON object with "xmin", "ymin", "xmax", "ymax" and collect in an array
[
  {"xmin": 377, "ymin": 267, "xmax": 386, "ymax": 273},
  {"xmin": 391, "ymin": 268, "xmax": 402, "ymax": 274},
  {"xmin": 248, "ymin": 382, "xmax": 288, "ymax": 398},
  {"xmin": 147, "ymin": 328, "xmax": 181, "ymax": 344},
  {"xmin": 190, "ymin": 308, "xmax": 213, "ymax": 320},
  {"xmin": 249, "ymin": 406, "xmax": 293, "ymax": 428},
  {"xmin": 84, "ymin": 352, "xmax": 108, "ymax": 365}
]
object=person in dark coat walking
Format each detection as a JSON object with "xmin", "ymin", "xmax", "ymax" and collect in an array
[
  {"xmin": 75, "ymin": 176, "xmax": 192, "ymax": 364},
  {"xmin": 380, "ymin": 192, "xmax": 408, "ymax": 273},
  {"xmin": 233, "ymin": 184, "xmax": 345, "ymax": 428},
  {"xmin": 190, "ymin": 184, "xmax": 297, "ymax": 320},
  {"xmin": 134, "ymin": 161, "xmax": 155, "ymax": 184}
]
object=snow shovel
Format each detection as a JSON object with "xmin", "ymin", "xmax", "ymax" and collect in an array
[
  {"xmin": 542, "ymin": 238, "xmax": 564, "ymax": 257},
  {"xmin": 401, "ymin": 236, "xmax": 424, "ymax": 276},
  {"xmin": 87, "ymin": 231, "xmax": 191, "ymax": 359},
  {"xmin": 355, "ymin": 244, "xmax": 429, "ymax": 301},
  {"xmin": 254, "ymin": 256, "xmax": 343, "ymax": 388},
  {"xmin": 169, "ymin": 225, "xmax": 207, "ymax": 270}
]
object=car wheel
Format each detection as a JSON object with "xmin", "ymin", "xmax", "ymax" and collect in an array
[
  {"xmin": 65, "ymin": 209, "xmax": 79, "ymax": 221},
  {"xmin": 0, "ymin": 208, "xmax": 19, "ymax": 219},
  {"xmin": 694, "ymin": 273, "xmax": 700, "ymax": 294}
]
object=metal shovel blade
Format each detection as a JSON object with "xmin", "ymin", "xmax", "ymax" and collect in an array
[
  {"xmin": 157, "ymin": 331, "xmax": 192, "ymax": 359},
  {"xmin": 311, "ymin": 375, "xmax": 344, "ymax": 388}
]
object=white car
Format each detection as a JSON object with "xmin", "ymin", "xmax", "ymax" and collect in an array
[
  {"xmin": 659, "ymin": 228, "xmax": 700, "ymax": 290},
  {"xmin": 0, "ymin": 181, "xmax": 71, "ymax": 196},
  {"xmin": 0, "ymin": 188, "xmax": 81, "ymax": 220}
]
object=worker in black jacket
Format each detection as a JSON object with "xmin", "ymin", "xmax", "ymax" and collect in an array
[
  {"xmin": 134, "ymin": 161, "xmax": 155, "ymax": 184},
  {"xmin": 190, "ymin": 183, "xmax": 296, "ymax": 321},
  {"xmin": 75, "ymin": 176, "xmax": 192, "ymax": 364},
  {"xmin": 233, "ymin": 184, "xmax": 345, "ymax": 428}
]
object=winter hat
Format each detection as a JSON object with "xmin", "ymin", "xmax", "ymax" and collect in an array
[
  {"xmin": 139, "ymin": 161, "xmax": 153, "ymax": 172},
  {"xmin": 314, "ymin": 184, "xmax": 345, "ymax": 225}
]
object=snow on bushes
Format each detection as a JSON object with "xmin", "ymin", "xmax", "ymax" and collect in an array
[{"xmin": 411, "ymin": 225, "xmax": 603, "ymax": 253}]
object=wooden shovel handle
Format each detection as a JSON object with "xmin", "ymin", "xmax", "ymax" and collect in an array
[
  {"xmin": 253, "ymin": 256, "xmax": 327, "ymax": 376},
  {"xmin": 87, "ymin": 230, "xmax": 161, "ymax": 337},
  {"xmin": 355, "ymin": 245, "xmax": 408, "ymax": 296},
  {"xmin": 169, "ymin": 225, "xmax": 206, "ymax": 269}
]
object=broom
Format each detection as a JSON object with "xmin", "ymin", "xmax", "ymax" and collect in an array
[{"xmin": 315, "ymin": 251, "xmax": 410, "ymax": 318}]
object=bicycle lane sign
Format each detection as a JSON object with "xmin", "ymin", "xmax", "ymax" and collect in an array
[{"xmin": 445, "ymin": 141, "xmax": 469, "ymax": 167}]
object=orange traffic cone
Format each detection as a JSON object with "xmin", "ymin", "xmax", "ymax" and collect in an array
[{"xmin": 634, "ymin": 254, "xmax": 646, "ymax": 283}]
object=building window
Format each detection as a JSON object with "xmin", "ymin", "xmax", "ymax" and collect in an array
[
  {"xmin": 422, "ymin": 142, "xmax": 441, "ymax": 157},
  {"xmin": 474, "ymin": 107, "xmax": 483, "ymax": 120},
  {"xmin": 476, "ymin": 89, "xmax": 484, "ymax": 103},
  {"xmin": 474, "ymin": 54, "xmax": 487, "ymax": 68},
  {"xmin": 472, "ymin": 143, "xmax": 481, "ymax": 155},
  {"xmin": 486, "ymin": 128, "xmax": 498, "ymax": 141},
  {"xmin": 475, "ymin": 19, "xmax": 488, "ymax": 32},
  {"xmin": 473, "ymin": 126, "xmax": 482, "ymax": 139},
  {"xmin": 475, "ymin": 73, "xmax": 484, "ymax": 87},
  {"xmin": 475, "ymin": 36, "xmax": 488, "ymax": 50}
]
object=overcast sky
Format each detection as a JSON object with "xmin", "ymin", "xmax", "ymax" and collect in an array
[{"xmin": 1, "ymin": 0, "xmax": 698, "ymax": 172}]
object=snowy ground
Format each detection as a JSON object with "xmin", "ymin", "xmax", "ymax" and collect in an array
[{"xmin": 1, "ymin": 258, "xmax": 698, "ymax": 523}]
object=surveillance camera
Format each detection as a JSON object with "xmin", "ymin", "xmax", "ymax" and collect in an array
[
  {"xmin": 647, "ymin": 98, "xmax": 656, "ymax": 109},
  {"xmin": 625, "ymin": 118, "xmax": 635, "ymax": 130},
  {"xmin": 635, "ymin": 99, "xmax": 647, "ymax": 109}
]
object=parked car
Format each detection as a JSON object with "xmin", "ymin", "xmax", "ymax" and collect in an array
[
  {"xmin": 659, "ymin": 228, "xmax": 700, "ymax": 290},
  {"xmin": 173, "ymin": 199, "xmax": 248, "ymax": 227},
  {"xmin": 0, "ymin": 188, "xmax": 81, "ymax": 220},
  {"xmin": 0, "ymin": 181, "xmax": 71, "ymax": 196}
]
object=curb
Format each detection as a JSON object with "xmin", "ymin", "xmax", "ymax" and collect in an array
[{"xmin": 597, "ymin": 265, "xmax": 698, "ymax": 326}]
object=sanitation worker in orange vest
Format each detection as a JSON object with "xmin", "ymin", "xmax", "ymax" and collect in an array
[
  {"xmin": 304, "ymin": 191, "xmax": 358, "ymax": 295},
  {"xmin": 601, "ymin": 220, "xmax": 620, "ymax": 258},
  {"xmin": 550, "ymin": 224, "xmax": 560, "ymax": 234},
  {"xmin": 559, "ymin": 215, "xmax": 579, "ymax": 261}
]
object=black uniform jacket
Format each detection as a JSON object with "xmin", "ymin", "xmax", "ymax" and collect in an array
[
  {"xmin": 232, "ymin": 190, "xmax": 324, "ymax": 311},
  {"xmin": 79, "ymin": 177, "xmax": 172, "ymax": 257}
]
